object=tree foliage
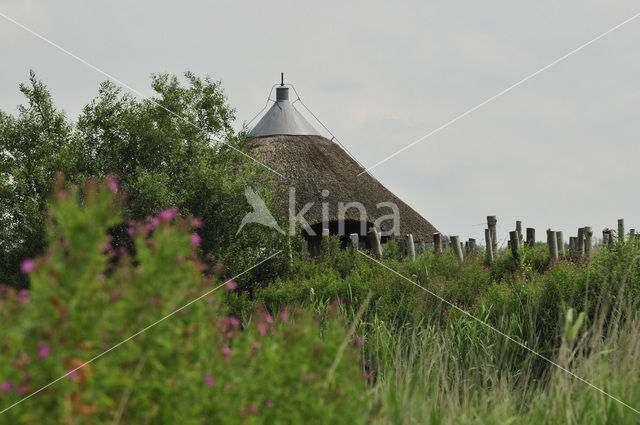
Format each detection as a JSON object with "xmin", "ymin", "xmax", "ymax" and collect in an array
[{"xmin": 1, "ymin": 71, "xmax": 287, "ymax": 287}]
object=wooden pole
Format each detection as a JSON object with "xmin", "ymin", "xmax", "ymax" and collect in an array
[
  {"xmin": 618, "ymin": 218, "xmax": 625, "ymax": 243},
  {"xmin": 397, "ymin": 237, "xmax": 406, "ymax": 258},
  {"xmin": 349, "ymin": 233, "xmax": 359, "ymax": 251},
  {"xmin": 433, "ymin": 233, "xmax": 442, "ymax": 255},
  {"xmin": 556, "ymin": 231, "xmax": 564, "ymax": 257},
  {"xmin": 509, "ymin": 231, "xmax": 519, "ymax": 259},
  {"xmin": 451, "ymin": 235, "xmax": 464, "ymax": 263},
  {"xmin": 468, "ymin": 238, "xmax": 476, "ymax": 253},
  {"xmin": 608, "ymin": 228, "xmax": 615, "ymax": 250},
  {"xmin": 487, "ymin": 216, "xmax": 497, "ymax": 255},
  {"xmin": 569, "ymin": 237, "xmax": 576, "ymax": 255},
  {"xmin": 547, "ymin": 229, "xmax": 558, "ymax": 263},
  {"xmin": 603, "ymin": 229, "xmax": 610, "ymax": 248},
  {"xmin": 577, "ymin": 227, "xmax": 585, "ymax": 257},
  {"xmin": 368, "ymin": 227, "xmax": 382, "ymax": 259},
  {"xmin": 485, "ymin": 229, "xmax": 494, "ymax": 265},
  {"xmin": 584, "ymin": 226, "xmax": 592, "ymax": 261},
  {"xmin": 417, "ymin": 239, "xmax": 425, "ymax": 255},
  {"xmin": 526, "ymin": 227, "xmax": 535, "ymax": 247},
  {"xmin": 405, "ymin": 234, "xmax": 416, "ymax": 261},
  {"xmin": 516, "ymin": 221, "xmax": 523, "ymax": 247}
]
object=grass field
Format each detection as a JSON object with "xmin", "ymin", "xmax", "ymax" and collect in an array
[{"xmin": 1, "ymin": 180, "xmax": 639, "ymax": 424}]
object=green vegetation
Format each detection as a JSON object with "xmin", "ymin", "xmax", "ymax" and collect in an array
[
  {"xmin": 0, "ymin": 71, "xmax": 287, "ymax": 289},
  {"xmin": 0, "ymin": 179, "xmax": 368, "ymax": 424},
  {"xmin": 1, "ymin": 178, "xmax": 639, "ymax": 423},
  {"xmin": 2, "ymin": 73, "xmax": 640, "ymax": 423}
]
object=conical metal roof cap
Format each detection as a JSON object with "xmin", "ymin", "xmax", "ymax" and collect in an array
[{"xmin": 250, "ymin": 79, "xmax": 320, "ymax": 137}]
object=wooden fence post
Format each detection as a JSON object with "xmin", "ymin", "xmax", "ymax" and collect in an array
[
  {"xmin": 577, "ymin": 228, "xmax": 585, "ymax": 257},
  {"xmin": 608, "ymin": 228, "xmax": 615, "ymax": 249},
  {"xmin": 487, "ymin": 216, "xmax": 498, "ymax": 255},
  {"xmin": 526, "ymin": 227, "xmax": 535, "ymax": 247},
  {"xmin": 556, "ymin": 231, "xmax": 564, "ymax": 257},
  {"xmin": 433, "ymin": 233, "xmax": 442, "ymax": 255},
  {"xmin": 417, "ymin": 239, "xmax": 425, "ymax": 255},
  {"xmin": 547, "ymin": 229, "xmax": 558, "ymax": 263},
  {"xmin": 516, "ymin": 221, "xmax": 523, "ymax": 247},
  {"xmin": 468, "ymin": 238, "xmax": 476, "ymax": 253},
  {"xmin": 509, "ymin": 231, "xmax": 519, "ymax": 259},
  {"xmin": 349, "ymin": 233, "xmax": 359, "ymax": 251},
  {"xmin": 603, "ymin": 229, "xmax": 610, "ymax": 248},
  {"xmin": 485, "ymin": 228, "xmax": 494, "ymax": 265},
  {"xmin": 397, "ymin": 237, "xmax": 406, "ymax": 258},
  {"xmin": 569, "ymin": 237, "xmax": 576, "ymax": 255},
  {"xmin": 618, "ymin": 219, "xmax": 625, "ymax": 243},
  {"xmin": 368, "ymin": 227, "xmax": 382, "ymax": 259},
  {"xmin": 584, "ymin": 226, "xmax": 592, "ymax": 261},
  {"xmin": 405, "ymin": 234, "xmax": 416, "ymax": 261},
  {"xmin": 451, "ymin": 235, "xmax": 464, "ymax": 263}
]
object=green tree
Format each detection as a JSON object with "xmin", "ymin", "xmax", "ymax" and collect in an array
[
  {"xmin": 1, "ymin": 71, "xmax": 288, "ymax": 288},
  {"xmin": 0, "ymin": 71, "xmax": 74, "ymax": 288}
]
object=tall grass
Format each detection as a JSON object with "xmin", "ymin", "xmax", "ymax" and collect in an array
[{"xmin": 366, "ymin": 297, "xmax": 640, "ymax": 424}]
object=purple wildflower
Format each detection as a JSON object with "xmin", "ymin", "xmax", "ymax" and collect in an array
[
  {"xmin": 158, "ymin": 207, "xmax": 178, "ymax": 221},
  {"xmin": 20, "ymin": 259, "xmax": 35, "ymax": 274},
  {"xmin": 107, "ymin": 174, "xmax": 119, "ymax": 192},
  {"xmin": 204, "ymin": 374, "xmax": 215, "ymax": 387},
  {"xmin": 18, "ymin": 290, "xmax": 30, "ymax": 304},
  {"xmin": 37, "ymin": 342, "xmax": 50, "ymax": 359}
]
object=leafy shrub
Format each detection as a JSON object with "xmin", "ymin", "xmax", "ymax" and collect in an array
[{"xmin": 0, "ymin": 179, "xmax": 369, "ymax": 424}]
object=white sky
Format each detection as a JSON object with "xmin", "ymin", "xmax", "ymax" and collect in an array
[{"xmin": 1, "ymin": 0, "xmax": 639, "ymax": 244}]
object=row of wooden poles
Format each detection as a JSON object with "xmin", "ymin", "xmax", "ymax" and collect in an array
[{"xmin": 354, "ymin": 217, "xmax": 638, "ymax": 263}]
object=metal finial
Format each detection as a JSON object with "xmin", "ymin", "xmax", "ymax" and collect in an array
[{"xmin": 280, "ymin": 72, "xmax": 284, "ymax": 86}]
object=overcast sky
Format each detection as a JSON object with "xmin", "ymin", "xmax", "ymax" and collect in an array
[{"xmin": 2, "ymin": 0, "xmax": 639, "ymax": 245}]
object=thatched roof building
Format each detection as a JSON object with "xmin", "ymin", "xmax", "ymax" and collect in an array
[{"xmin": 246, "ymin": 82, "xmax": 438, "ymax": 249}]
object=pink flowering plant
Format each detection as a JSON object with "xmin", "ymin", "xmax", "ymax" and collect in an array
[{"xmin": 0, "ymin": 178, "xmax": 369, "ymax": 424}]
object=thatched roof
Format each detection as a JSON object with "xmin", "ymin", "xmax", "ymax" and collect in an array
[{"xmin": 245, "ymin": 134, "xmax": 439, "ymax": 242}]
